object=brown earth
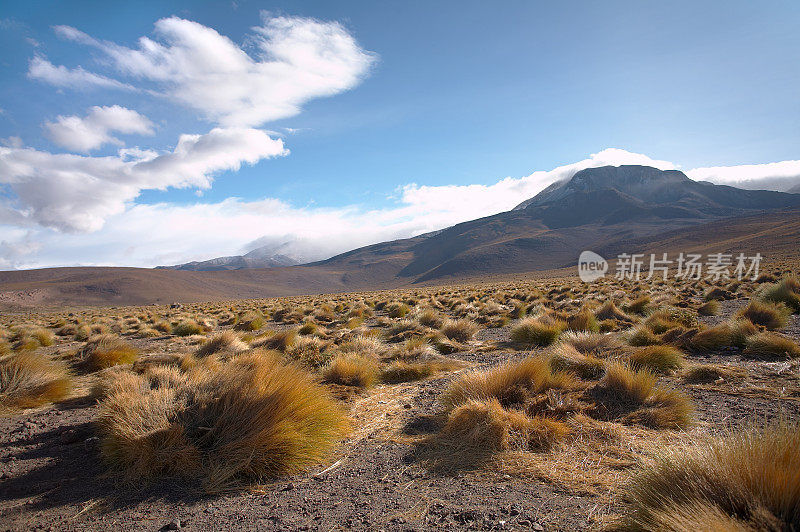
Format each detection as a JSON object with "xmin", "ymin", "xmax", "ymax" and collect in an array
[
  {"xmin": 2, "ymin": 209, "xmax": 800, "ymax": 311},
  {"xmin": 1, "ymin": 288, "xmax": 799, "ymax": 531}
]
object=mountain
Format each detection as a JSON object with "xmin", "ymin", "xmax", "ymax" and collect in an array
[
  {"xmin": 158, "ymin": 247, "xmax": 298, "ymax": 271},
  {"xmin": 314, "ymin": 165, "xmax": 800, "ymax": 281},
  {"xmin": 513, "ymin": 165, "xmax": 800, "ymax": 212},
  {"xmin": 789, "ymin": 183, "xmax": 800, "ymax": 194},
  {"xmin": 4, "ymin": 165, "xmax": 800, "ymax": 308}
]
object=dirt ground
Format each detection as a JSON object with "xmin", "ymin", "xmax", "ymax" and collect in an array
[{"xmin": 1, "ymin": 297, "xmax": 799, "ymax": 532}]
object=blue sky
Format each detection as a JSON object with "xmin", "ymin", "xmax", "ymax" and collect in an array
[{"xmin": 1, "ymin": 0, "xmax": 799, "ymax": 268}]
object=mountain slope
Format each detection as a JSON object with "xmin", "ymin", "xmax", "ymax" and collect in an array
[
  {"xmin": 158, "ymin": 246, "xmax": 298, "ymax": 271},
  {"xmin": 4, "ymin": 165, "xmax": 800, "ymax": 308},
  {"xmin": 514, "ymin": 165, "xmax": 800, "ymax": 212},
  {"xmin": 317, "ymin": 165, "xmax": 800, "ymax": 281}
]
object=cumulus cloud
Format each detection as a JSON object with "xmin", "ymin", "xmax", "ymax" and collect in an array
[
  {"xmin": 687, "ymin": 160, "xmax": 800, "ymax": 192},
  {"xmin": 49, "ymin": 14, "xmax": 376, "ymax": 127},
  {"xmin": 44, "ymin": 105, "xmax": 155, "ymax": 152},
  {"xmin": 27, "ymin": 56, "xmax": 136, "ymax": 91},
  {"xmin": 0, "ymin": 128, "xmax": 287, "ymax": 232}
]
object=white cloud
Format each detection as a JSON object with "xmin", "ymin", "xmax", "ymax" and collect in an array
[
  {"xmin": 687, "ymin": 160, "xmax": 800, "ymax": 192},
  {"xmin": 0, "ymin": 128, "xmax": 286, "ymax": 232},
  {"xmin": 1, "ymin": 136, "xmax": 23, "ymax": 148},
  {"xmin": 0, "ymin": 148, "xmax": 680, "ymax": 269},
  {"xmin": 27, "ymin": 56, "xmax": 136, "ymax": 91},
  {"xmin": 44, "ymin": 105, "xmax": 155, "ymax": 152},
  {"xmin": 3, "ymin": 147, "xmax": 800, "ymax": 270},
  {"xmin": 50, "ymin": 14, "xmax": 376, "ymax": 127}
]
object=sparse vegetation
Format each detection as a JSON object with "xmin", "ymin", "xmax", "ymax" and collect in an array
[
  {"xmin": 510, "ymin": 317, "xmax": 565, "ymax": 346},
  {"xmin": 96, "ymin": 352, "xmax": 349, "ymax": 490},
  {"xmin": 77, "ymin": 334, "xmax": 139, "ymax": 371},
  {"xmin": 737, "ymin": 300, "xmax": 790, "ymax": 330},
  {"xmin": 1, "ymin": 264, "xmax": 797, "ymax": 528},
  {"xmin": 0, "ymin": 353, "xmax": 72, "ymax": 410},
  {"xmin": 618, "ymin": 422, "xmax": 800, "ymax": 531}
]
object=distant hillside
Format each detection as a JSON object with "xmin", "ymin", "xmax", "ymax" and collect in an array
[
  {"xmin": 4, "ymin": 165, "xmax": 800, "ymax": 308},
  {"xmin": 315, "ymin": 165, "xmax": 800, "ymax": 281},
  {"xmin": 158, "ymin": 248, "xmax": 298, "ymax": 271}
]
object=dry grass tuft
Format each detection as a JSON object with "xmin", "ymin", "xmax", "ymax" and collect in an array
[
  {"xmin": 416, "ymin": 398, "xmax": 570, "ymax": 471},
  {"xmin": 737, "ymin": 300, "xmax": 791, "ymax": 330},
  {"xmin": 697, "ymin": 300, "xmax": 720, "ymax": 316},
  {"xmin": 627, "ymin": 346, "xmax": 685, "ymax": 374},
  {"xmin": 758, "ymin": 275, "xmax": 800, "ymax": 312},
  {"xmin": 510, "ymin": 317, "xmax": 565, "ymax": 346},
  {"xmin": 626, "ymin": 326, "xmax": 662, "ymax": 347},
  {"xmin": 549, "ymin": 343, "xmax": 606, "ymax": 380},
  {"xmin": 253, "ymin": 329, "xmax": 298, "ymax": 352},
  {"xmin": 560, "ymin": 331, "xmax": 624, "ymax": 356},
  {"xmin": 77, "ymin": 334, "xmax": 139, "ymax": 371},
  {"xmin": 690, "ymin": 320, "xmax": 758, "ymax": 351},
  {"xmin": 195, "ymin": 331, "xmax": 248, "ymax": 358},
  {"xmin": 96, "ymin": 353, "xmax": 350, "ymax": 490},
  {"xmin": 172, "ymin": 320, "xmax": 204, "ymax": 337},
  {"xmin": 682, "ymin": 364, "xmax": 743, "ymax": 384},
  {"xmin": 442, "ymin": 355, "xmax": 575, "ymax": 411},
  {"xmin": 380, "ymin": 359, "xmax": 464, "ymax": 384},
  {"xmin": 0, "ymin": 353, "xmax": 72, "ymax": 410},
  {"xmin": 323, "ymin": 354, "xmax": 379, "ymax": 388},
  {"xmin": 440, "ymin": 319, "xmax": 480, "ymax": 343},
  {"xmin": 595, "ymin": 301, "xmax": 632, "ymax": 322},
  {"xmin": 567, "ymin": 309, "xmax": 600, "ymax": 333},
  {"xmin": 743, "ymin": 332, "xmax": 800, "ymax": 358},
  {"xmin": 596, "ymin": 363, "xmax": 693, "ymax": 429},
  {"xmin": 617, "ymin": 422, "xmax": 800, "ymax": 531},
  {"xmin": 233, "ymin": 312, "xmax": 264, "ymax": 331}
]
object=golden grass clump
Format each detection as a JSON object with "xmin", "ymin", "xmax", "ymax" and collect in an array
[
  {"xmin": 30, "ymin": 328, "xmax": 55, "ymax": 347},
  {"xmin": 626, "ymin": 326, "xmax": 662, "ymax": 347},
  {"xmin": 442, "ymin": 355, "xmax": 575, "ymax": 411},
  {"xmin": 418, "ymin": 398, "xmax": 570, "ymax": 471},
  {"xmin": 743, "ymin": 332, "xmax": 800, "ymax": 358},
  {"xmin": 0, "ymin": 352, "xmax": 72, "ymax": 410},
  {"xmin": 380, "ymin": 359, "xmax": 463, "ymax": 384},
  {"xmin": 627, "ymin": 346, "xmax": 685, "ymax": 374},
  {"xmin": 758, "ymin": 275, "xmax": 800, "ymax": 312},
  {"xmin": 595, "ymin": 301, "xmax": 632, "ymax": 322},
  {"xmin": 510, "ymin": 317, "xmax": 565, "ymax": 346},
  {"xmin": 690, "ymin": 320, "xmax": 758, "ymax": 351},
  {"xmin": 195, "ymin": 331, "xmax": 248, "ymax": 358},
  {"xmin": 682, "ymin": 364, "xmax": 743, "ymax": 384},
  {"xmin": 737, "ymin": 300, "xmax": 791, "ymax": 330},
  {"xmin": 323, "ymin": 354, "xmax": 379, "ymax": 388},
  {"xmin": 566, "ymin": 309, "xmax": 600, "ymax": 333},
  {"xmin": 284, "ymin": 336, "xmax": 333, "ymax": 369},
  {"xmin": 560, "ymin": 331, "xmax": 624, "ymax": 356},
  {"xmin": 172, "ymin": 319, "xmax": 204, "ymax": 337},
  {"xmin": 697, "ymin": 300, "xmax": 720, "ymax": 316},
  {"xmin": 618, "ymin": 422, "xmax": 800, "ymax": 531},
  {"xmin": 96, "ymin": 352, "xmax": 350, "ymax": 490},
  {"xmin": 253, "ymin": 329, "xmax": 298, "ymax": 352},
  {"xmin": 596, "ymin": 363, "xmax": 693, "ymax": 429},
  {"xmin": 440, "ymin": 318, "xmax": 479, "ymax": 343},
  {"xmin": 386, "ymin": 302, "xmax": 411, "ymax": 318},
  {"xmin": 77, "ymin": 334, "xmax": 140, "ymax": 371},
  {"xmin": 233, "ymin": 311, "xmax": 264, "ymax": 331},
  {"xmin": 549, "ymin": 343, "xmax": 606, "ymax": 380}
]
